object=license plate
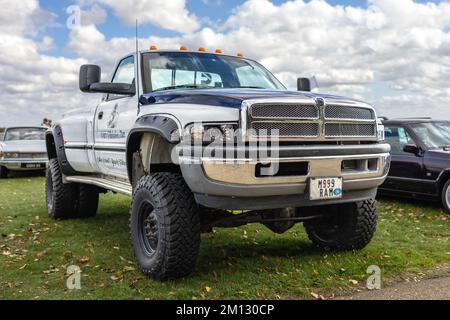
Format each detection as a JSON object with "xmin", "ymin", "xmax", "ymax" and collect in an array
[
  {"xmin": 309, "ymin": 177, "xmax": 343, "ymax": 201},
  {"xmin": 22, "ymin": 163, "xmax": 45, "ymax": 169}
]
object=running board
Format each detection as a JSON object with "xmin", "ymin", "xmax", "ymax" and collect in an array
[{"xmin": 64, "ymin": 176, "xmax": 132, "ymax": 196}]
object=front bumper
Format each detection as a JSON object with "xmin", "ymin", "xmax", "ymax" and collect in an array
[
  {"xmin": 0, "ymin": 159, "xmax": 48, "ymax": 171},
  {"xmin": 180, "ymin": 143, "xmax": 391, "ymax": 210}
]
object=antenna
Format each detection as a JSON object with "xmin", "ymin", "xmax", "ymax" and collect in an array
[{"xmin": 135, "ymin": 19, "xmax": 141, "ymax": 113}]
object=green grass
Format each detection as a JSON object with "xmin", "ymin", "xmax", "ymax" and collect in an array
[{"xmin": 0, "ymin": 175, "xmax": 449, "ymax": 300}]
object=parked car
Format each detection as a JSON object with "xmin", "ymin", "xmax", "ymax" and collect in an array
[
  {"xmin": 379, "ymin": 118, "xmax": 450, "ymax": 213},
  {"xmin": 44, "ymin": 48, "xmax": 390, "ymax": 280},
  {"xmin": 0, "ymin": 126, "xmax": 48, "ymax": 178}
]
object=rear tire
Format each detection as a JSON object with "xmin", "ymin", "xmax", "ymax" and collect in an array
[
  {"xmin": 46, "ymin": 159, "xmax": 78, "ymax": 219},
  {"xmin": 75, "ymin": 184, "xmax": 99, "ymax": 218},
  {"xmin": 441, "ymin": 180, "xmax": 450, "ymax": 214},
  {"xmin": 0, "ymin": 166, "xmax": 8, "ymax": 179},
  {"xmin": 304, "ymin": 199, "xmax": 377, "ymax": 251},
  {"xmin": 130, "ymin": 173, "xmax": 200, "ymax": 281}
]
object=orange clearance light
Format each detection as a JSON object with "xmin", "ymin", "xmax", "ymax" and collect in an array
[
  {"xmin": 237, "ymin": 52, "xmax": 244, "ymax": 58},
  {"xmin": 198, "ymin": 47, "xmax": 206, "ymax": 52},
  {"xmin": 215, "ymin": 49, "xmax": 223, "ymax": 54},
  {"xmin": 149, "ymin": 45, "xmax": 158, "ymax": 50},
  {"xmin": 180, "ymin": 45, "xmax": 189, "ymax": 51}
]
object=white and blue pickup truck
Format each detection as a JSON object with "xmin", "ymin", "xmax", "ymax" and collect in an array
[
  {"xmin": 0, "ymin": 126, "xmax": 48, "ymax": 178},
  {"xmin": 44, "ymin": 48, "xmax": 391, "ymax": 280}
]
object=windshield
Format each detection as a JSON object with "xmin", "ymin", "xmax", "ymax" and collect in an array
[
  {"xmin": 410, "ymin": 122, "xmax": 450, "ymax": 149},
  {"xmin": 4, "ymin": 128, "xmax": 46, "ymax": 141},
  {"xmin": 142, "ymin": 52, "xmax": 286, "ymax": 92}
]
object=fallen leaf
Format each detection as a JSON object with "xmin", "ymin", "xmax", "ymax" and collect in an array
[
  {"xmin": 77, "ymin": 256, "xmax": 91, "ymax": 264},
  {"xmin": 35, "ymin": 248, "xmax": 50, "ymax": 258},
  {"xmin": 203, "ymin": 286, "xmax": 212, "ymax": 293},
  {"xmin": 349, "ymin": 279, "xmax": 358, "ymax": 285},
  {"xmin": 310, "ymin": 292, "xmax": 319, "ymax": 299}
]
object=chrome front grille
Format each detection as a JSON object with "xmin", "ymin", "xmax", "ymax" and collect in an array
[{"xmin": 245, "ymin": 101, "xmax": 377, "ymax": 141}]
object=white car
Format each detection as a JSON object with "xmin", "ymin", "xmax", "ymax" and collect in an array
[{"xmin": 0, "ymin": 126, "xmax": 48, "ymax": 178}]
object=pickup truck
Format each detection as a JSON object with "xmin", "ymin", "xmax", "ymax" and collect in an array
[{"xmin": 44, "ymin": 48, "xmax": 391, "ymax": 280}]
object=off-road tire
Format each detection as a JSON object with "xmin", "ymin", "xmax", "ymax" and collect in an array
[
  {"xmin": 45, "ymin": 158, "xmax": 78, "ymax": 219},
  {"xmin": 75, "ymin": 184, "xmax": 99, "ymax": 218},
  {"xmin": 0, "ymin": 166, "xmax": 8, "ymax": 179},
  {"xmin": 441, "ymin": 180, "xmax": 450, "ymax": 214},
  {"xmin": 304, "ymin": 199, "xmax": 377, "ymax": 251},
  {"xmin": 130, "ymin": 173, "xmax": 200, "ymax": 281}
]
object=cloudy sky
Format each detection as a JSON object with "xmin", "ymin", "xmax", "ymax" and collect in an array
[{"xmin": 1, "ymin": 0, "xmax": 450, "ymax": 127}]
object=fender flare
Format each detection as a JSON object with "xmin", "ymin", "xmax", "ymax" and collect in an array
[
  {"xmin": 126, "ymin": 115, "xmax": 181, "ymax": 183},
  {"xmin": 437, "ymin": 169, "xmax": 450, "ymax": 191},
  {"xmin": 45, "ymin": 125, "xmax": 77, "ymax": 176}
]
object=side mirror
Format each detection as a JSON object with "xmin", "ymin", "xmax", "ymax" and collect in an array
[
  {"xmin": 79, "ymin": 64, "xmax": 136, "ymax": 95},
  {"xmin": 79, "ymin": 64, "xmax": 101, "ymax": 93},
  {"xmin": 297, "ymin": 78, "xmax": 311, "ymax": 92},
  {"xmin": 403, "ymin": 144, "xmax": 421, "ymax": 156}
]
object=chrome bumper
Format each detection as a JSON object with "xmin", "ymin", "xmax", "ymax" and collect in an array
[
  {"xmin": 180, "ymin": 143, "xmax": 391, "ymax": 210},
  {"xmin": 0, "ymin": 159, "xmax": 48, "ymax": 170}
]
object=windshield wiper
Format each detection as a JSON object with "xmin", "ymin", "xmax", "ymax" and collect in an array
[
  {"xmin": 153, "ymin": 85, "xmax": 211, "ymax": 92},
  {"xmin": 230, "ymin": 86, "xmax": 266, "ymax": 89}
]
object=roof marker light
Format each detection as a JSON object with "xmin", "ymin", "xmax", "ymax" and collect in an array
[
  {"xmin": 237, "ymin": 52, "xmax": 244, "ymax": 58},
  {"xmin": 215, "ymin": 49, "xmax": 223, "ymax": 54},
  {"xmin": 198, "ymin": 47, "xmax": 206, "ymax": 52},
  {"xmin": 149, "ymin": 45, "xmax": 158, "ymax": 50},
  {"xmin": 180, "ymin": 45, "xmax": 189, "ymax": 51}
]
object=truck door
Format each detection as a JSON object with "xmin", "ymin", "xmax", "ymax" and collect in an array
[
  {"xmin": 94, "ymin": 55, "xmax": 137, "ymax": 180},
  {"xmin": 383, "ymin": 125, "xmax": 424, "ymax": 193}
]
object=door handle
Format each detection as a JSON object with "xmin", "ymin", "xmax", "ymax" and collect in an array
[{"xmin": 98, "ymin": 111, "xmax": 104, "ymax": 120}]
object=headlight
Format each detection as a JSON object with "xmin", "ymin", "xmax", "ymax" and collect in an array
[
  {"xmin": 185, "ymin": 123, "xmax": 238, "ymax": 144},
  {"xmin": 0, "ymin": 151, "xmax": 4, "ymax": 160}
]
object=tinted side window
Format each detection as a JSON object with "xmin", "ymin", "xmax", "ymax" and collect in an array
[{"xmin": 384, "ymin": 126, "xmax": 415, "ymax": 154}]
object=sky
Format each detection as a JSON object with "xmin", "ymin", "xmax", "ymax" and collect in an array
[{"xmin": 1, "ymin": 0, "xmax": 450, "ymax": 127}]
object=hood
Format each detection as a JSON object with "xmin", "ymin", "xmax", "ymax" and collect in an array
[
  {"xmin": 426, "ymin": 149, "xmax": 450, "ymax": 160},
  {"xmin": 0, "ymin": 140, "xmax": 46, "ymax": 153},
  {"xmin": 140, "ymin": 89, "xmax": 368, "ymax": 109}
]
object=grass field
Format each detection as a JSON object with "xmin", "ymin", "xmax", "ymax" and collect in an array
[{"xmin": 0, "ymin": 175, "xmax": 449, "ymax": 300}]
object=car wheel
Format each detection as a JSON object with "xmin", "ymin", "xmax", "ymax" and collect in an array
[
  {"xmin": 45, "ymin": 158, "xmax": 78, "ymax": 219},
  {"xmin": 441, "ymin": 180, "xmax": 450, "ymax": 214},
  {"xmin": 0, "ymin": 166, "xmax": 8, "ymax": 179},
  {"xmin": 130, "ymin": 172, "xmax": 200, "ymax": 281},
  {"xmin": 75, "ymin": 184, "xmax": 99, "ymax": 218},
  {"xmin": 304, "ymin": 199, "xmax": 377, "ymax": 251}
]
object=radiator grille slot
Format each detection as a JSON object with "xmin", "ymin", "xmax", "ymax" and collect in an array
[
  {"xmin": 251, "ymin": 122, "xmax": 319, "ymax": 137},
  {"xmin": 250, "ymin": 104, "xmax": 318, "ymax": 119},
  {"xmin": 325, "ymin": 105, "xmax": 374, "ymax": 120},
  {"xmin": 325, "ymin": 123, "xmax": 376, "ymax": 137}
]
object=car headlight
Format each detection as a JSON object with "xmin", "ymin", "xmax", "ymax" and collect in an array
[
  {"xmin": 185, "ymin": 123, "xmax": 238, "ymax": 144},
  {"xmin": 0, "ymin": 151, "xmax": 4, "ymax": 160}
]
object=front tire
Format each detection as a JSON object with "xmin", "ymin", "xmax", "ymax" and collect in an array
[
  {"xmin": 304, "ymin": 199, "xmax": 377, "ymax": 251},
  {"xmin": 46, "ymin": 159, "xmax": 78, "ymax": 219},
  {"xmin": 130, "ymin": 173, "xmax": 200, "ymax": 281},
  {"xmin": 0, "ymin": 166, "xmax": 8, "ymax": 179},
  {"xmin": 441, "ymin": 180, "xmax": 450, "ymax": 214}
]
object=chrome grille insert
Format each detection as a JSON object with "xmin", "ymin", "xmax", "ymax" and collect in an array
[
  {"xmin": 251, "ymin": 122, "xmax": 319, "ymax": 137},
  {"xmin": 250, "ymin": 104, "xmax": 318, "ymax": 119},
  {"xmin": 325, "ymin": 123, "xmax": 376, "ymax": 137},
  {"xmin": 325, "ymin": 105, "xmax": 374, "ymax": 120}
]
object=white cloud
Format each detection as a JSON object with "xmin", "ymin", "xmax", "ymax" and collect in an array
[{"xmin": 92, "ymin": 0, "xmax": 200, "ymax": 34}]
